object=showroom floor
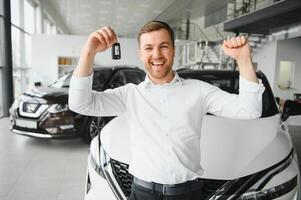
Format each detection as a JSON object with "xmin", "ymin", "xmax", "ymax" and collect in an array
[
  {"xmin": 0, "ymin": 117, "xmax": 301, "ymax": 200},
  {"xmin": 0, "ymin": 118, "xmax": 89, "ymax": 200}
]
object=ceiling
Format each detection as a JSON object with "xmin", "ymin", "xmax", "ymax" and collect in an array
[
  {"xmin": 223, "ymin": 0, "xmax": 301, "ymax": 35},
  {"xmin": 48, "ymin": 0, "xmax": 209, "ymax": 37}
]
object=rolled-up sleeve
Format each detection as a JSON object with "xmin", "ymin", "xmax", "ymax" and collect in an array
[
  {"xmin": 68, "ymin": 73, "xmax": 127, "ymax": 117},
  {"xmin": 204, "ymin": 76, "xmax": 265, "ymax": 119}
]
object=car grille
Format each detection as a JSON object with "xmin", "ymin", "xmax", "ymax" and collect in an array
[
  {"xmin": 110, "ymin": 159, "xmax": 133, "ymax": 197},
  {"xmin": 109, "ymin": 158, "xmax": 227, "ymax": 198}
]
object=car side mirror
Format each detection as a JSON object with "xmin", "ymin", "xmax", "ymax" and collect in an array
[{"xmin": 281, "ymin": 100, "xmax": 301, "ymax": 121}]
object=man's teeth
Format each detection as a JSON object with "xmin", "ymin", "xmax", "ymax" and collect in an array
[{"xmin": 152, "ymin": 62, "xmax": 164, "ymax": 65}]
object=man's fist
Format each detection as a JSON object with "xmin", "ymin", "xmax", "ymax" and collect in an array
[
  {"xmin": 83, "ymin": 26, "xmax": 117, "ymax": 56},
  {"xmin": 222, "ymin": 36, "xmax": 251, "ymax": 63}
]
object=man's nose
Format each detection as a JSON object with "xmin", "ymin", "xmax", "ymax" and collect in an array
[{"xmin": 152, "ymin": 48, "xmax": 162, "ymax": 58}]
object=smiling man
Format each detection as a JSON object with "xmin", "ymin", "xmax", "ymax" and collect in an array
[
  {"xmin": 69, "ymin": 21, "xmax": 265, "ymax": 200},
  {"xmin": 138, "ymin": 25, "xmax": 175, "ymax": 84}
]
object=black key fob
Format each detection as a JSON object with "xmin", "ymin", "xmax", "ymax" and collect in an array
[{"xmin": 112, "ymin": 42, "xmax": 121, "ymax": 60}]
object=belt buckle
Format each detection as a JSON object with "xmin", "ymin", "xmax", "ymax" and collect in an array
[
  {"xmin": 162, "ymin": 185, "xmax": 169, "ymax": 195},
  {"xmin": 162, "ymin": 184, "xmax": 175, "ymax": 195}
]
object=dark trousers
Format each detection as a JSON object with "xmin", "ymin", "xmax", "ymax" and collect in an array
[{"xmin": 128, "ymin": 183, "xmax": 207, "ymax": 200}]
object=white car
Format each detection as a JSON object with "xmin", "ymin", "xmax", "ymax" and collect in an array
[{"xmin": 85, "ymin": 70, "xmax": 301, "ymax": 200}]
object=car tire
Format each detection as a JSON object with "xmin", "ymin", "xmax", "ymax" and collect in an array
[{"xmin": 83, "ymin": 117, "xmax": 107, "ymax": 143}]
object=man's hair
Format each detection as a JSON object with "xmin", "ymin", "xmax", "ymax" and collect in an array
[{"xmin": 137, "ymin": 20, "xmax": 175, "ymax": 48}]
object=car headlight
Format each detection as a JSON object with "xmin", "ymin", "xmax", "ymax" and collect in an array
[
  {"xmin": 209, "ymin": 149, "xmax": 299, "ymax": 200},
  {"xmin": 89, "ymin": 135, "xmax": 106, "ymax": 179},
  {"xmin": 239, "ymin": 176, "xmax": 298, "ymax": 199},
  {"xmin": 48, "ymin": 104, "xmax": 69, "ymax": 113}
]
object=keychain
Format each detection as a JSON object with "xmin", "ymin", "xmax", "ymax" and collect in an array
[{"xmin": 112, "ymin": 42, "xmax": 121, "ymax": 60}]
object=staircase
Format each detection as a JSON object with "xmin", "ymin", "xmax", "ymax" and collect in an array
[{"xmin": 178, "ymin": 40, "xmax": 231, "ymax": 70}]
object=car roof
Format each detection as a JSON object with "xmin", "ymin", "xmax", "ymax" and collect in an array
[
  {"xmin": 176, "ymin": 68, "xmax": 264, "ymax": 78},
  {"xmin": 177, "ymin": 68, "xmax": 239, "ymax": 74}
]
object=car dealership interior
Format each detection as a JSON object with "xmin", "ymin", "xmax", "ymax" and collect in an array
[{"xmin": 1, "ymin": 0, "xmax": 301, "ymax": 200}]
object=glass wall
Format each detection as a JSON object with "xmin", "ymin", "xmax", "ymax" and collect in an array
[{"xmin": 10, "ymin": 0, "xmax": 60, "ymax": 98}]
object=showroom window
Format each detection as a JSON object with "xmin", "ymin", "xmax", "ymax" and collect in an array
[
  {"xmin": 10, "ymin": 0, "xmax": 62, "ymax": 98},
  {"xmin": 24, "ymin": 0, "xmax": 35, "ymax": 34},
  {"xmin": 10, "ymin": 0, "xmax": 19, "ymax": 26}
]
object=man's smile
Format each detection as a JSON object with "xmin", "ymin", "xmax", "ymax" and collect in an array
[{"xmin": 151, "ymin": 61, "xmax": 165, "ymax": 68}]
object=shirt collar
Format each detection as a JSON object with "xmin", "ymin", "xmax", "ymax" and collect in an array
[{"xmin": 144, "ymin": 71, "xmax": 183, "ymax": 89}]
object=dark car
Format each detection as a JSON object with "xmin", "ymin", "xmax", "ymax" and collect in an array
[
  {"xmin": 9, "ymin": 66, "xmax": 146, "ymax": 143},
  {"xmin": 85, "ymin": 69, "xmax": 301, "ymax": 200}
]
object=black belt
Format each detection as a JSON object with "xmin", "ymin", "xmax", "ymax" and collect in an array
[{"xmin": 133, "ymin": 177, "xmax": 203, "ymax": 195}]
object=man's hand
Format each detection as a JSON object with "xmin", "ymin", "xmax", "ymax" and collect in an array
[
  {"xmin": 222, "ymin": 36, "xmax": 258, "ymax": 83},
  {"xmin": 222, "ymin": 36, "xmax": 251, "ymax": 63},
  {"xmin": 73, "ymin": 26, "xmax": 117, "ymax": 77},
  {"xmin": 83, "ymin": 26, "xmax": 117, "ymax": 56}
]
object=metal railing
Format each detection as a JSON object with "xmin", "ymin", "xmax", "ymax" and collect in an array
[{"xmin": 227, "ymin": 0, "xmax": 276, "ymax": 19}]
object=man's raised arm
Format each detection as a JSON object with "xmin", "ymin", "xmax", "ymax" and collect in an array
[
  {"xmin": 204, "ymin": 36, "xmax": 265, "ymax": 119},
  {"xmin": 223, "ymin": 36, "xmax": 258, "ymax": 83},
  {"xmin": 74, "ymin": 26, "xmax": 117, "ymax": 77},
  {"xmin": 68, "ymin": 26, "xmax": 126, "ymax": 117}
]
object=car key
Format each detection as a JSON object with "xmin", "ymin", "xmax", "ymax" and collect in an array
[{"xmin": 112, "ymin": 42, "xmax": 121, "ymax": 60}]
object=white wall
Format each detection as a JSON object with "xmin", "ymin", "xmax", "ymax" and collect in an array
[
  {"xmin": 253, "ymin": 41, "xmax": 278, "ymax": 89},
  {"xmin": 31, "ymin": 35, "xmax": 144, "ymax": 86},
  {"xmin": 254, "ymin": 38, "xmax": 301, "ymax": 126},
  {"xmin": 274, "ymin": 38, "xmax": 301, "ymax": 99},
  {"xmin": 32, "ymin": 34, "xmax": 181, "ymax": 86},
  {"xmin": 275, "ymin": 38, "xmax": 301, "ymax": 126}
]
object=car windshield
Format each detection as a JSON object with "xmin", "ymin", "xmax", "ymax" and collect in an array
[
  {"xmin": 178, "ymin": 70, "xmax": 279, "ymax": 118},
  {"xmin": 50, "ymin": 69, "xmax": 113, "ymax": 89},
  {"xmin": 179, "ymin": 71, "xmax": 239, "ymax": 94},
  {"xmin": 50, "ymin": 73, "xmax": 72, "ymax": 88},
  {"xmin": 92, "ymin": 69, "xmax": 114, "ymax": 90}
]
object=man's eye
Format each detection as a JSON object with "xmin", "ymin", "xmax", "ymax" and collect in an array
[
  {"xmin": 145, "ymin": 48, "xmax": 152, "ymax": 51},
  {"xmin": 161, "ymin": 46, "xmax": 168, "ymax": 49}
]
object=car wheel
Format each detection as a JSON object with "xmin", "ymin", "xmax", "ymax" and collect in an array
[{"xmin": 83, "ymin": 117, "xmax": 106, "ymax": 143}]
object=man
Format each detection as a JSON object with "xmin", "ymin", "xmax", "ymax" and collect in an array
[{"xmin": 69, "ymin": 21, "xmax": 265, "ymax": 200}]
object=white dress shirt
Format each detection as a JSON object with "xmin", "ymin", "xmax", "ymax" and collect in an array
[{"xmin": 69, "ymin": 71, "xmax": 265, "ymax": 184}]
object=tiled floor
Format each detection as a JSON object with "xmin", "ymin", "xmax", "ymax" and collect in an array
[
  {"xmin": 0, "ymin": 117, "xmax": 300, "ymax": 200},
  {"xmin": 0, "ymin": 118, "xmax": 89, "ymax": 200}
]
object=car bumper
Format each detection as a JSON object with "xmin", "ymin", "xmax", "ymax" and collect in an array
[
  {"xmin": 10, "ymin": 126, "xmax": 80, "ymax": 139},
  {"xmin": 85, "ymin": 155, "xmax": 118, "ymax": 200}
]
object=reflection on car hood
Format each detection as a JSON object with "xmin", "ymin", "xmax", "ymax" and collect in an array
[
  {"xmin": 22, "ymin": 87, "xmax": 68, "ymax": 104},
  {"xmin": 98, "ymin": 114, "xmax": 292, "ymax": 179}
]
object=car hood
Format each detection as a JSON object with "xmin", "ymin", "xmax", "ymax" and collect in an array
[
  {"xmin": 21, "ymin": 87, "xmax": 68, "ymax": 104},
  {"xmin": 96, "ymin": 114, "xmax": 292, "ymax": 180}
]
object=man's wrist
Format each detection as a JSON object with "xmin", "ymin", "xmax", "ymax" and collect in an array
[
  {"xmin": 81, "ymin": 47, "xmax": 96, "ymax": 60},
  {"xmin": 236, "ymin": 55, "xmax": 252, "ymax": 67}
]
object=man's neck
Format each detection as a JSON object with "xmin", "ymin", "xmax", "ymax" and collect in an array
[{"xmin": 148, "ymin": 71, "xmax": 175, "ymax": 85}]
